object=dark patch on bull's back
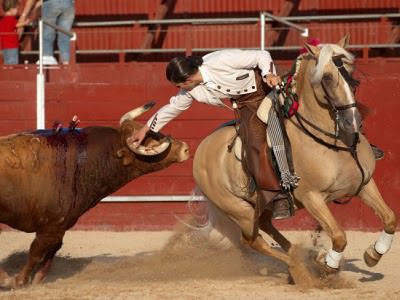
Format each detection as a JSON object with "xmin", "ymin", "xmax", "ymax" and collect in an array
[{"xmin": 33, "ymin": 129, "xmax": 89, "ymax": 211}]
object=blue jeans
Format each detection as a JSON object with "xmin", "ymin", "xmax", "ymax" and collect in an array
[
  {"xmin": 2, "ymin": 48, "xmax": 19, "ymax": 64},
  {"xmin": 42, "ymin": 0, "xmax": 75, "ymax": 63}
]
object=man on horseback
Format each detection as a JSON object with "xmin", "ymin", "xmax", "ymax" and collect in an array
[{"xmin": 128, "ymin": 49, "xmax": 293, "ymax": 219}]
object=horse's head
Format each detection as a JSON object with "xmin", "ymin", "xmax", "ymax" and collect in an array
[{"xmin": 303, "ymin": 35, "xmax": 362, "ymax": 138}]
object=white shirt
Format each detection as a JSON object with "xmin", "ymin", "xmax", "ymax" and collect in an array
[{"xmin": 147, "ymin": 49, "xmax": 276, "ymax": 132}]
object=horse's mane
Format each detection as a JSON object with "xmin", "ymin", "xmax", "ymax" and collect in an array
[{"xmin": 311, "ymin": 44, "xmax": 355, "ymax": 84}]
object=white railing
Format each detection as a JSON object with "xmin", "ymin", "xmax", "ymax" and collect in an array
[{"xmin": 260, "ymin": 12, "xmax": 308, "ymax": 51}]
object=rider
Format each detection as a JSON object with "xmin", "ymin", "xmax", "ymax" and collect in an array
[{"xmin": 128, "ymin": 49, "xmax": 293, "ymax": 219}]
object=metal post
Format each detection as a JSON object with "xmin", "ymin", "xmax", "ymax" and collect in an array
[
  {"xmin": 260, "ymin": 12, "xmax": 265, "ymax": 50},
  {"xmin": 35, "ymin": 21, "xmax": 76, "ymax": 129},
  {"xmin": 36, "ymin": 19, "xmax": 45, "ymax": 129}
]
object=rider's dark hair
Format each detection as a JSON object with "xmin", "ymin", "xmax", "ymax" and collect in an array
[{"xmin": 166, "ymin": 56, "xmax": 203, "ymax": 83}]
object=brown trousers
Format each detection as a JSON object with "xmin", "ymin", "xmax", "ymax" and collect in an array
[{"xmin": 235, "ymin": 71, "xmax": 281, "ymax": 194}]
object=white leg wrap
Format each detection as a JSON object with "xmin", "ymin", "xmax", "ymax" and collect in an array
[
  {"xmin": 325, "ymin": 248, "xmax": 343, "ymax": 269},
  {"xmin": 374, "ymin": 231, "xmax": 394, "ymax": 255}
]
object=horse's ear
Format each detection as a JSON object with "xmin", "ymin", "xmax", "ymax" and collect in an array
[
  {"xmin": 304, "ymin": 43, "xmax": 320, "ymax": 57},
  {"xmin": 337, "ymin": 34, "xmax": 350, "ymax": 48}
]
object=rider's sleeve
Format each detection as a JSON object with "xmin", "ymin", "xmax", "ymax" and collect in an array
[{"xmin": 146, "ymin": 90, "xmax": 194, "ymax": 132}]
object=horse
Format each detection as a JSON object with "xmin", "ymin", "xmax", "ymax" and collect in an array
[{"xmin": 192, "ymin": 35, "xmax": 396, "ymax": 279}]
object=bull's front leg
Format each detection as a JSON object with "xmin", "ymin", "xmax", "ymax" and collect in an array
[
  {"xmin": 31, "ymin": 247, "xmax": 60, "ymax": 284},
  {"xmin": 16, "ymin": 231, "xmax": 64, "ymax": 286}
]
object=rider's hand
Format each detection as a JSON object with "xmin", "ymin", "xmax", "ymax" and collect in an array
[
  {"xmin": 264, "ymin": 74, "xmax": 282, "ymax": 88},
  {"xmin": 127, "ymin": 125, "xmax": 150, "ymax": 148},
  {"xmin": 16, "ymin": 17, "xmax": 29, "ymax": 28}
]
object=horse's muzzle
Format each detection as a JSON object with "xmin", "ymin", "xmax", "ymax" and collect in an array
[{"xmin": 338, "ymin": 107, "xmax": 362, "ymax": 133}]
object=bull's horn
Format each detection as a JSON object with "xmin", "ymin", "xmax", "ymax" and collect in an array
[
  {"xmin": 119, "ymin": 101, "xmax": 156, "ymax": 124},
  {"xmin": 128, "ymin": 137, "xmax": 171, "ymax": 156}
]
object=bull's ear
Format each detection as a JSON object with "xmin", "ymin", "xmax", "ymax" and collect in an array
[
  {"xmin": 337, "ymin": 34, "xmax": 350, "ymax": 48},
  {"xmin": 304, "ymin": 42, "xmax": 320, "ymax": 58},
  {"xmin": 117, "ymin": 147, "xmax": 135, "ymax": 166}
]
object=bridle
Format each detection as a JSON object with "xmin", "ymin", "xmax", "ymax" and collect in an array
[
  {"xmin": 323, "ymin": 55, "xmax": 360, "ymax": 136},
  {"xmin": 291, "ymin": 54, "xmax": 365, "ymax": 196}
]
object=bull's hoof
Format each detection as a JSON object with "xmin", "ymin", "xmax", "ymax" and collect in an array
[
  {"xmin": 364, "ymin": 245, "xmax": 382, "ymax": 267},
  {"xmin": 0, "ymin": 276, "xmax": 16, "ymax": 289},
  {"xmin": 15, "ymin": 275, "xmax": 29, "ymax": 288}
]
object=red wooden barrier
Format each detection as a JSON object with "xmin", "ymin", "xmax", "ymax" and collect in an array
[{"xmin": 0, "ymin": 58, "xmax": 398, "ymax": 230}]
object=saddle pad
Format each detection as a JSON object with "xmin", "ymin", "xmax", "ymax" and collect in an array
[
  {"xmin": 256, "ymin": 93, "xmax": 273, "ymax": 123},
  {"xmin": 233, "ymin": 128, "xmax": 272, "ymax": 161}
]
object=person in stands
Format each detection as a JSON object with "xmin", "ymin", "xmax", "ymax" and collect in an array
[
  {"xmin": 0, "ymin": 0, "xmax": 22, "ymax": 64},
  {"xmin": 127, "ymin": 49, "xmax": 294, "ymax": 219},
  {"xmin": 18, "ymin": 0, "xmax": 75, "ymax": 64}
]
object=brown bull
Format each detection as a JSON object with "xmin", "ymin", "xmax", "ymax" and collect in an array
[{"xmin": 0, "ymin": 102, "xmax": 189, "ymax": 288}]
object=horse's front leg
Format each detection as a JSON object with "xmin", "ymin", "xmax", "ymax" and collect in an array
[
  {"xmin": 357, "ymin": 178, "xmax": 396, "ymax": 267},
  {"xmin": 301, "ymin": 192, "xmax": 347, "ymax": 272}
]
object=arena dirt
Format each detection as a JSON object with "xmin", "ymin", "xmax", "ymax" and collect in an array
[{"xmin": 0, "ymin": 226, "xmax": 398, "ymax": 299}]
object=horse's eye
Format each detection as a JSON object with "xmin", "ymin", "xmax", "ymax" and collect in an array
[{"xmin": 322, "ymin": 73, "xmax": 333, "ymax": 82}]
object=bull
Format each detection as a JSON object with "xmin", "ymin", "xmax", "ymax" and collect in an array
[{"xmin": 0, "ymin": 102, "xmax": 189, "ymax": 288}]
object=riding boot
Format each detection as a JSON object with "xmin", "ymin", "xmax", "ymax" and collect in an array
[
  {"xmin": 257, "ymin": 190, "xmax": 294, "ymax": 221},
  {"xmin": 272, "ymin": 193, "xmax": 295, "ymax": 220}
]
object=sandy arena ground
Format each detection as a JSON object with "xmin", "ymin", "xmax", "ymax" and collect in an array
[{"xmin": 0, "ymin": 227, "xmax": 398, "ymax": 300}]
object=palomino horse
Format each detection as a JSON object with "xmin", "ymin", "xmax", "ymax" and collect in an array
[{"xmin": 193, "ymin": 35, "xmax": 396, "ymax": 275}]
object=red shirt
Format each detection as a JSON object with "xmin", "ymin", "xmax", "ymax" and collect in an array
[{"xmin": 0, "ymin": 16, "xmax": 19, "ymax": 49}]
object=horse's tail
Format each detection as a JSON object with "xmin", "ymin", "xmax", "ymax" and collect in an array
[
  {"xmin": 171, "ymin": 191, "xmax": 241, "ymax": 250},
  {"xmin": 202, "ymin": 200, "xmax": 242, "ymax": 249}
]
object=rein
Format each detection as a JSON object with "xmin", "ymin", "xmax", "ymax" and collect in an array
[{"xmin": 294, "ymin": 111, "xmax": 365, "ymax": 198}]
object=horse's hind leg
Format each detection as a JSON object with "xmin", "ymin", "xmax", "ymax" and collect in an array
[
  {"xmin": 243, "ymin": 234, "xmax": 291, "ymax": 265},
  {"xmin": 357, "ymin": 179, "xmax": 396, "ymax": 267},
  {"xmin": 207, "ymin": 192, "xmax": 291, "ymax": 265},
  {"xmin": 259, "ymin": 212, "xmax": 291, "ymax": 252}
]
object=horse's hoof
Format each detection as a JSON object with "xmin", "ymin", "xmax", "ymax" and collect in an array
[
  {"xmin": 364, "ymin": 245, "xmax": 382, "ymax": 267},
  {"xmin": 314, "ymin": 249, "xmax": 339, "ymax": 276}
]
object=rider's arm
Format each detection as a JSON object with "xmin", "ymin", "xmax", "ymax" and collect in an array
[
  {"xmin": 145, "ymin": 90, "xmax": 194, "ymax": 133},
  {"xmin": 128, "ymin": 90, "xmax": 194, "ymax": 147}
]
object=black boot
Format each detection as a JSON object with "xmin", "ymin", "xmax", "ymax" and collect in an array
[{"xmin": 370, "ymin": 144, "xmax": 384, "ymax": 160}]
